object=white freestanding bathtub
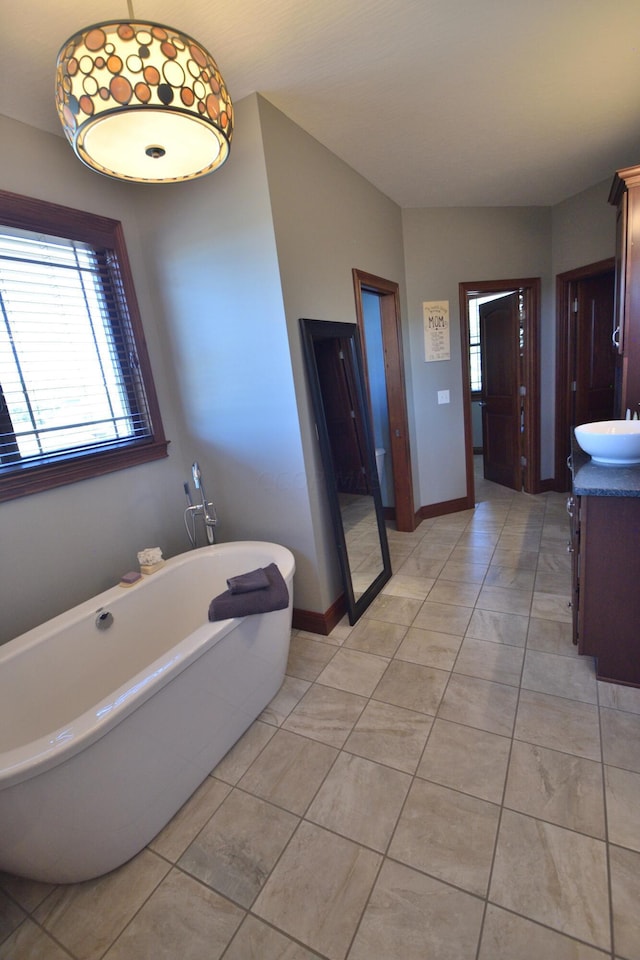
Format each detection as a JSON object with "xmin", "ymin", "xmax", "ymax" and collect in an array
[{"xmin": 0, "ymin": 541, "xmax": 294, "ymax": 883}]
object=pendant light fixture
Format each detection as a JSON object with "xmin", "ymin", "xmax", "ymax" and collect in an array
[{"xmin": 55, "ymin": 6, "xmax": 233, "ymax": 183}]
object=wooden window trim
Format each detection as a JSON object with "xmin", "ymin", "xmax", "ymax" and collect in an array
[{"xmin": 0, "ymin": 190, "xmax": 168, "ymax": 502}]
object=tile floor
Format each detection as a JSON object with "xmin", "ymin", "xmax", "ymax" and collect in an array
[{"xmin": 3, "ymin": 471, "xmax": 640, "ymax": 959}]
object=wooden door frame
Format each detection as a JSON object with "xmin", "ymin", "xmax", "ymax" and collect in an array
[
  {"xmin": 352, "ymin": 268, "xmax": 416, "ymax": 531},
  {"xmin": 459, "ymin": 278, "xmax": 541, "ymax": 500},
  {"xmin": 554, "ymin": 257, "xmax": 615, "ymax": 492}
]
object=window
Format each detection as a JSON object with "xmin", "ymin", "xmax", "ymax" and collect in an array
[{"xmin": 0, "ymin": 190, "xmax": 168, "ymax": 501}]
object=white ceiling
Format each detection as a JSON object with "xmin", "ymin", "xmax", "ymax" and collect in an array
[{"xmin": 3, "ymin": 0, "xmax": 640, "ymax": 207}]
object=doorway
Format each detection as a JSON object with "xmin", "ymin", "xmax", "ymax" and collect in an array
[
  {"xmin": 459, "ymin": 278, "xmax": 541, "ymax": 501},
  {"xmin": 352, "ymin": 269, "xmax": 416, "ymax": 531},
  {"xmin": 555, "ymin": 258, "xmax": 615, "ymax": 490}
]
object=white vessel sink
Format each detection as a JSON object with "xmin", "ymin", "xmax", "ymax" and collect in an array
[{"xmin": 575, "ymin": 420, "xmax": 640, "ymax": 465}]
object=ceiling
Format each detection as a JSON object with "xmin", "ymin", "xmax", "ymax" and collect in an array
[{"xmin": 3, "ymin": 0, "xmax": 640, "ymax": 207}]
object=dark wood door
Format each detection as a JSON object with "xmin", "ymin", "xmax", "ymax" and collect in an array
[
  {"xmin": 480, "ymin": 292, "xmax": 521, "ymax": 489},
  {"xmin": 314, "ymin": 337, "xmax": 370, "ymax": 495},
  {"xmin": 572, "ymin": 271, "xmax": 616, "ymax": 426}
]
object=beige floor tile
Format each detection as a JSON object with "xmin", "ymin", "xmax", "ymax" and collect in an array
[
  {"xmin": 476, "ymin": 584, "xmax": 532, "ymax": 616},
  {"xmin": 439, "ymin": 558, "xmax": 489, "ymax": 583},
  {"xmin": 306, "ymin": 752, "xmax": 410, "ymax": 851},
  {"xmin": 102, "ymin": 868, "xmax": 243, "ymax": 960},
  {"xmin": 535, "ymin": 568, "xmax": 572, "ymax": 594},
  {"xmin": 600, "ymin": 707, "xmax": 640, "ymax": 773},
  {"xmin": 521, "ymin": 649, "xmax": 597, "ymax": 703},
  {"xmin": 438, "ymin": 673, "xmax": 518, "ymax": 737},
  {"xmin": 286, "ymin": 635, "xmax": 338, "ymax": 680},
  {"xmin": 484, "ymin": 566, "xmax": 536, "ymax": 591},
  {"xmin": 396, "ymin": 554, "xmax": 447, "ymax": 579},
  {"xmin": 282, "ymin": 684, "xmax": 367, "ymax": 748},
  {"xmin": 224, "ymin": 915, "xmax": 322, "ymax": 959},
  {"xmin": 417, "ymin": 718, "xmax": 510, "ymax": 804},
  {"xmin": 259, "ymin": 676, "xmax": 312, "ymax": 726},
  {"xmin": 527, "ymin": 617, "xmax": 578, "ymax": 657},
  {"xmin": 0, "ymin": 890, "xmax": 24, "ymax": 946},
  {"xmin": 178, "ymin": 789, "xmax": 298, "ymax": 907},
  {"xmin": 0, "ymin": 874, "xmax": 54, "ymax": 914},
  {"xmin": 610, "ymin": 844, "xmax": 640, "ymax": 960},
  {"xmin": 372, "ymin": 659, "xmax": 449, "ymax": 715},
  {"xmin": 598, "ymin": 681, "xmax": 640, "ymax": 714},
  {"xmin": 497, "ymin": 532, "xmax": 542, "ymax": 553},
  {"xmin": 33, "ymin": 850, "xmax": 170, "ymax": 960},
  {"xmin": 449, "ymin": 542, "xmax": 496, "ymax": 563},
  {"xmin": 465, "ymin": 607, "xmax": 529, "ymax": 646},
  {"xmin": 427, "ymin": 579, "xmax": 481, "ymax": 607},
  {"xmin": 489, "ymin": 810, "xmax": 610, "ymax": 950},
  {"xmin": 381, "ymin": 573, "xmax": 435, "ymax": 600},
  {"xmin": 389, "ymin": 778, "xmax": 500, "ymax": 895},
  {"xmin": 344, "ymin": 618, "xmax": 407, "ymax": 657},
  {"xmin": 411, "ymin": 599, "xmax": 473, "ymax": 636},
  {"xmin": 0, "ymin": 919, "xmax": 72, "ymax": 960},
  {"xmin": 212, "ymin": 720, "xmax": 276, "ymax": 785},
  {"xmin": 343, "ymin": 699, "xmax": 433, "ymax": 773},
  {"xmin": 394, "ymin": 625, "xmax": 462, "ymax": 670},
  {"xmin": 605, "ymin": 765, "xmax": 640, "ymax": 852},
  {"xmin": 504, "ymin": 740, "xmax": 605, "ymax": 838},
  {"xmin": 315, "ymin": 647, "xmax": 389, "ymax": 697},
  {"xmin": 361, "ymin": 593, "xmax": 423, "ymax": 626},
  {"xmin": 149, "ymin": 776, "xmax": 231, "ymax": 862},
  {"xmin": 237, "ymin": 728, "xmax": 337, "ymax": 815},
  {"xmin": 515, "ymin": 689, "xmax": 601, "ymax": 761},
  {"xmin": 537, "ymin": 550, "xmax": 572, "ymax": 575},
  {"xmin": 453, "ymin": 636, "xmax": 524, "ymax": 686},
  {"xmin": 479, "ymin": 904, "xmax": 608, "ymax": 960},
  {"xmin": 490, "ymin": 547, "xmax": 539, "ymax": 570},
  {"xmin": 530, "ymin": 592, "xmax": 572, "ymax": 623},
  {"xmin": 348, "ymin": 859, "xmax": 484, "ymax": 960},
  {"xmin": 253, "ymin": 821, "xmax": 380, "ymax": 960}
]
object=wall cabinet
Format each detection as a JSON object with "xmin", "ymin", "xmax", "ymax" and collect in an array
[
  {"xmin": 609, "ymin": 164, "xmax": 640, "ymax": 417},
  {"xmin": 570, "ymin": 490, "xmax": 640, "ymax": 686}
]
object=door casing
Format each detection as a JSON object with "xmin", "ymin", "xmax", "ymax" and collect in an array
[
  {"xmin": 352, "ymin": 269, "xmax": 416, "ymax": 531},
  {"xmin": 554, "ymin": 258, "xmax": 615, "ymax": 491}
]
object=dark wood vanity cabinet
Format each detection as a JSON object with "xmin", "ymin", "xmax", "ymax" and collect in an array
[
  {"xmin": 571, "ymin": 490, "xmax": 640, "ymax": 686},
  {"xmin": 609, "ymin": 164, "xmax": 640, "ymax": 417}
]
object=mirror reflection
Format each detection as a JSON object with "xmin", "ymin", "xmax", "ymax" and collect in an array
[{"xmin": 300, "ymin": 318, "xmax": 391, "ymax": 623}]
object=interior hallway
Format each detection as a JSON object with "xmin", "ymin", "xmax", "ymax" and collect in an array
[{"xmin": 2, "ymin": 470, "xmax": 640, "ymax": 959}]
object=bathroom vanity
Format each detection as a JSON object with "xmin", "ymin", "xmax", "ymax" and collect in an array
[{"xmin": 570, "ymin": 447, "xmax": 640, "ymax": 686}]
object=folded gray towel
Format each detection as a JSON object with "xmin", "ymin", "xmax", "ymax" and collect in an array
[
  {"xmin": 209, "ymin": 563, "xmax": 289, "ymax": 621},
  {"xmin": 227, "ymin": 567, "xmax": 270, "ymax": 594}
]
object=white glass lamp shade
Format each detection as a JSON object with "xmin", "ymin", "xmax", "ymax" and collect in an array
[{"xmin": 55, "ymin": 21, "xmax": 233, "ymax": 183}]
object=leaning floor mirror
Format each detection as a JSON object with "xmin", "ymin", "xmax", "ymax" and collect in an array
[{"xmin": 300, "ymin": 317, "xmax": 391, "ymax": 624}]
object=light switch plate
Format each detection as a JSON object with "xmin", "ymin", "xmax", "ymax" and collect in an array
[{"xmin": 437, "ymin": 390, "xmax": 450, "ymax": 404}]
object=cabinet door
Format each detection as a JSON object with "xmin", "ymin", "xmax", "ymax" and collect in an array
[
  {"xmin": 613, "ymin": 192, "xmax": 626, "ymax": 357},
  {"xmin": 567, "ymin": 494, "xmax": 580, "ymax": 647},
  {"xmin": 579, "ymin": 495, "xmax": 640, "ymax": 685}
]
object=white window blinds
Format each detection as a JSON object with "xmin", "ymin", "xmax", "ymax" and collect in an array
[{"xmin": 0, "ymin": 226, "xmax": 153, "ymax": 469}]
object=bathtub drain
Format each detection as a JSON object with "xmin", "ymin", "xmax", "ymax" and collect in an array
[{"xmin": 95, "ymin": 609, "xmax": 114, "ymax": 630}]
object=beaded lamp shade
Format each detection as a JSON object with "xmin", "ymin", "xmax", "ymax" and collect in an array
[{"xmin": 55, "ymin": 21, "xmax": 233, "ymax": 183}]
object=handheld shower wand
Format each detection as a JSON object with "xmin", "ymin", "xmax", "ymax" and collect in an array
[{"xmin": 187, "ymin": 461, "xmax": 217, "ymax": 545}]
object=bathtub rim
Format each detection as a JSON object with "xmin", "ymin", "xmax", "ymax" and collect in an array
[{"xmin": 0, "ymin": 540, "xmax": 295, "ymax": 790}]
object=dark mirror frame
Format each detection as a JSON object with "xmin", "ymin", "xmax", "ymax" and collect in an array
[{"xmin": 300, "ymin": 317, "xmax": 392, "ymax": 624}]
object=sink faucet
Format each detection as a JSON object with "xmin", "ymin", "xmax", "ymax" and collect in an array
[{"xmin": 184, "ymin": 461, "xmax": 217, "ymax": 546}]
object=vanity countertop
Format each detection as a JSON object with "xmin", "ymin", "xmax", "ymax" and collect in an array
[{"xmin": 571, "ymin": 443, "xmax": 640, "ymax": 497}]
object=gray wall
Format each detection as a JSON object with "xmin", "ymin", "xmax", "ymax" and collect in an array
[
  {"xmin": 402, "ymin": 206, "xmax": 553, "ymax": 495},
  {"xmin": 133, "ymin": 95, "xmax": 319, "ymax": 610},
  {"xmin": 0, "ymin": 103, "xmax": 624, "ymax": 643},
  {"xmin": 552, "ymin": 179, "xmax": 616, "ymax": 276},
  {"xmin": 257, "ymin": 96, "xmax": 411, "ymax": 609},
  {"xmin": 0, "ymin": 116, "xmax": 191, "ymax": 643}
]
